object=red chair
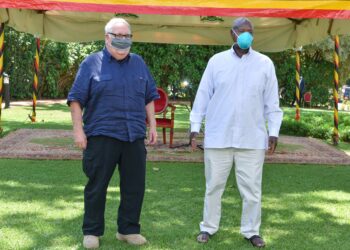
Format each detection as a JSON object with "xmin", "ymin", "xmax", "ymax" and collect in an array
[
  {"xmin": 303, "ymin": 91, "xmax": 312, "ymax": 107},
  {"xmin": 148, "ymin": 88, "xmax": 176, "ymax": 147}
]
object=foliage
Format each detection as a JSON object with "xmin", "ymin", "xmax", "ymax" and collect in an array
[
  {"xmin": 3, "ymin": 26, "xmax": 350, "ymax": 106},
  {"xmin": 3, "ymin": 26, "xmax": 104, "ymax": 99},
  {"xmin": 267, "ymin": 48, "xmax": 334, "ymax": 107},
  {"xmin": 39, "ymin": 41, "xmax": 70, "ymax": 98},
  {"xmin": 281, "ymin": 108, "xmax": 350, "ymax": 142},
  {"xmin": 58, "ymin": 41, "xmax": 104, "ymax": 97},
  {"xmin": 132, "ymin": 43, "xmax": 226, "ymax": 103},
  {"xmin": 340, "ymin": 127, "xmax": 350, "ymax": 142},
  {"xmin": 3, "ymin": 27, "xmax": 36, "ymax": 99},
  {"xmin": 279, "ymin": 119, "xmax": 311, "ymax": 137},
  {"xmin": 267, "ymin": 51, "xmax": 296, "ymax": 106},
  {"xmin": 307, "ymin": 35, "xmax": 350, "ymax": 85}
]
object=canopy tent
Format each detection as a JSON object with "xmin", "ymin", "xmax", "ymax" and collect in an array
[
  {"xmin": 0, "ymin": 1, "xmax": 347, "ymax": 142},
  {"xmin": 1, "ymin": 1, "xmax": 350, "ymax": 52}
]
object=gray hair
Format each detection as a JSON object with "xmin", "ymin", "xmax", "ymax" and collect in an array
[
  {"xmin": 104, "ymin": 18, "xmax": 131, "ymax": 34},
  {"xmin": 232, "ymin": 17, "xmax": 253, "ymax": 31}
]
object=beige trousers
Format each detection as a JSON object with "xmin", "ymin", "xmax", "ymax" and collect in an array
[{"xmin": 199, "ymin": 148, "xmax": 265, "ymax": 238}]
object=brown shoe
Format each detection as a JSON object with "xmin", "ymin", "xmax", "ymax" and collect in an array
[
  {"xmin": 83, "ymin": 235, "xmax": 99, "ymax": 249},
  {"xmin": 245, "ymin": 235, "xmax": 266, "ymax": 248},
  {"xmin": 116, "ymin": 233, "xmax": 147, "ymax": 245},
  {"xmin": 197, "ymin": 231, "xmax": 210, "ymax": 243}
]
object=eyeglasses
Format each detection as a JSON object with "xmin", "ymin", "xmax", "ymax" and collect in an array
[{"xmin": 108, "ymin": 32, "xmax": 133, "ymax": 39}]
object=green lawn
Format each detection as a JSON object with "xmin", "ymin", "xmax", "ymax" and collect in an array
[
  {"xmin": 0, "ymin": 160, "xmax": 349, "ymax": 249},
  {"xmin": 0, "ymin": 103, "xmax": 72, "ymax": 137},
  {"xmin": 0, "ymin": 102, "xmax": 190, "ymax": 137}
]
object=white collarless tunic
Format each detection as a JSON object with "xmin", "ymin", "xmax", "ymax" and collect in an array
[{"xmin": 190, "ymin": 47, "xmax": 283, "ymax": 149}]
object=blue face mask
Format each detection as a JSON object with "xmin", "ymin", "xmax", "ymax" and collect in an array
[
  {"xmin": 111, "ymin": 37, "xmax": 132, "ymax": 51},
  {"xmin": 233, "ymin": 30, "xmax": 254, "ymax": 50}
]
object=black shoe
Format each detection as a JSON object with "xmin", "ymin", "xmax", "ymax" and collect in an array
[
  {"xmin": 197, "ymin": 231, "xmax": 210, "ymax": 243},
  {"xmin": 245, "ymin": 235, "xmax": 266, "ymax": 248}
]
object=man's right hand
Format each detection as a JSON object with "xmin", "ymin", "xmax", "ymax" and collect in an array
[
  {"xmin": 189, "ymin": 132, "xmax": 199, "ymax": 150},
  {"xmin": 74, "ymin": 129, "xmax": 87, "ymax": 150},
  {"xmin": 70, "ymin": 101, "xmax": 86, "ymax": 150}
]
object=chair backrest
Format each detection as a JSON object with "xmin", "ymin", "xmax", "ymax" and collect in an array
[
  {"xmin": 304, "ymin": 92, "xmax": 312, "ymax": 102},
  {"xmin": 154, "ymin": 87, "xmax": 169, "ymax": 114}
]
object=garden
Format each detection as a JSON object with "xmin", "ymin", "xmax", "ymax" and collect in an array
[{"xmin": 0, "ymin": 26, "xmax": 350, "ymax": 249}]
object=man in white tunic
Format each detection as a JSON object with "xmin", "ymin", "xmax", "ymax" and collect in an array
[{"xmin": 190, "ymin": 17, "xmax": 283, "ymax": 248}]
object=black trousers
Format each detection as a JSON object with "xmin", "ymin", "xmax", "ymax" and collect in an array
[{"xmin": 82, "ymin": 136, "xmax": 146, "ymax": 236}]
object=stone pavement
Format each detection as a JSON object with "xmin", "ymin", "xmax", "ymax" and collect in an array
[{"xmin": 0, "ymin": 129, "xmax": 350, "ymax": 165}]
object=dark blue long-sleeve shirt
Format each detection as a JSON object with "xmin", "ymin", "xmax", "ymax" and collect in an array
[{"xmin": 67, "ymin": 48, "xmax": 159, "ymax": 142}]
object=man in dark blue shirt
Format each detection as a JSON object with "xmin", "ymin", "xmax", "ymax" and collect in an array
[{"xmin": 67, "ymin": 17, "xmax": 159, "ymax": 249}]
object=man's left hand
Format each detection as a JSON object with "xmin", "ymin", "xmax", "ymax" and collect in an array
[
  {"xmin": 268, "ymin": 136, "xmax": 278, "ymax": 154},
  {"xmin": 147, "ymin": 126, "xmax": 158, "ymax": 145}
]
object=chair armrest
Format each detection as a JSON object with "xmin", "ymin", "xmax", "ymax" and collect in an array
[{"xmin": 168, "ymin": 103, "xmax": 176, "ymax": 120}]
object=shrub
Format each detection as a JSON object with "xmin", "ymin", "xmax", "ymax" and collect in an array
[
  {"xmin": 340, "ymin": 128, "xmax": 350, "ymax": 142},
  {"xmin": 280, "ymin": 119, "xmax": 310, "ymax": 137},
  {"xmin": 308, "ymin": 125, "xmax": 332, "ymax": 140}
]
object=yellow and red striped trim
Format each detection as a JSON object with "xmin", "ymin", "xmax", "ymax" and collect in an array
[
  {"xmin": 1, "ymin": 1, "xmax": 350, "ymax": 19},
  {"xmin": 30, "ymin": 37, "xmax": 40, "ymax": 123},
  {"xmin": 295, "ymin": 50, "xmax": 301, "ymax": 121},
  {"xmin": 332, "ymin": 35, "xmax": 339, "ymax": 144}
]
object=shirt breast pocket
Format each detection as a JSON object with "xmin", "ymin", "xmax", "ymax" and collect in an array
[
  {"xmin": 134, "ymin": 76, "xmax": 146, "ymax": 96},
  {"xmin": 92, "ymin": 74, "xmax": 114, "ymax": 95}
]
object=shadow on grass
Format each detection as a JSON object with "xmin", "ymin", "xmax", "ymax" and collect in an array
[
  {"xmin": 35, "ymin": 103, "xmax": 70, "ymax": 113},
  {"xmin": 0, "ymin": 161, "xmax": 349, "ymax": 249}
]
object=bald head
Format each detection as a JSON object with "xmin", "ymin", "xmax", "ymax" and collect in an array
[{"xmin": 232, "ymin": 17, "xmax": 254, "ymax": 32}]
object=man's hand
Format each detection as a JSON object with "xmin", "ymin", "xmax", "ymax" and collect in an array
[
  {"xmin": 268, "ymin": 136, "xmax": 278, "ymax": 154},
  {"xmin": 74, "ymin": 128, "xmax": 87, "ymax": 150},
  {"xmin": 70, "ymin": 101, "xmax": 86, "ymax": 150},
  {"xmin": 145, "ymin": 101, "xmax": 157, "ymax": 145},
  {"xmin": 190, "ymin": 132, "xmax": 199, "ymax": 150},
  {"xmin": 147, "ymin": 126, "xmax": 158, "ymax": 145}
]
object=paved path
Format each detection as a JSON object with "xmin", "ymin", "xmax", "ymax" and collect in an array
[{"xmin": 0, "ymin": 129, "xmax": 349, "ymax": 165}]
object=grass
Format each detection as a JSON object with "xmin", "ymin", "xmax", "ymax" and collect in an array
[
  {"xmin": 0, "ymin": 102, "xmax": 350, "ymax": 249},
  {"xmin": 0, "ymin": 103, "xmax": 72, "ymax": 137},
  {"xmin": 0, "ymin": 160, "xmax": 349, "ymax": 249},
  {"xmin": 275, "ymin": 143, "xmax": 302, "ymax": 152},
  {"xmin": 30, "ymin": 137, "xmax": 79, "ymax": 150},
  {"xmin": 329, "ymin": 141, "xmax": 350, "ymax": 156},
  {"xmin": 0, "ymin": 102, "xmax": 190, "ymax": 137}
]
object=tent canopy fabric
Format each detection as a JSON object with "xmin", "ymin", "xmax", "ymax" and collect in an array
[
  {"xmin": 1, "ymin": 1, "xmax": 350, "ymax": 52},
  {"xmin": 2, "ymin": 1, "xmax": 350, "ymax": 19}
]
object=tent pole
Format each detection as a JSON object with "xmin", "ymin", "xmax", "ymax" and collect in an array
[
  {"xmin": 295, "ymin": 49, "xmax": 301, "ymax": 121},
  {"xmin": 30, "ymin": 36, "xmax": 40, "ymax": 122},
  {"xmin": 332, "ymin": 35, "xmax": 340, "ymax": 145},
  {"xmin": 0, "ymin": 23, "xmax": 4, "ymax": 133}
]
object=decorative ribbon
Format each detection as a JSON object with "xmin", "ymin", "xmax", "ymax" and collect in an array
[
  {"xmin": 333, "ymin": 35, "xmax": 340, "ymax": 145},
  {"xmin": 295, "ymin": 50, "xmax": 301, "ymax": 121}
]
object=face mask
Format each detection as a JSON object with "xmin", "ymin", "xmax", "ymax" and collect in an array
[
  {"xmin": 232, "ymin": 30, "xmax": 253, "ymax": 50},
  {"xmin": 111, "ymin": 37, "xmax": 132, "ymax": 51}
]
